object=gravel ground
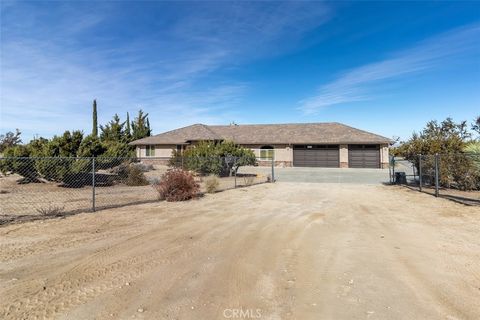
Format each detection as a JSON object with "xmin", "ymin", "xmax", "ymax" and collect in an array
[{"xmin": 1, "ymin": 183, "xmax": 479, "ymax": 319}]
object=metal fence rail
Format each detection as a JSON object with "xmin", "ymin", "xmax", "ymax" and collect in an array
[
  {"xmin": 0, "ymin": 156, "xmax": 273, "ymax": 224},
  {"xmin": 390, "ymin": 153, "xmax": 480, "ymax": 205}
]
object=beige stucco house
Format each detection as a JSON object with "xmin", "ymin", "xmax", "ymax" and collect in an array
[{"xmin": 129, "ymin": 123, "xmax": 393, "ymax": 168}]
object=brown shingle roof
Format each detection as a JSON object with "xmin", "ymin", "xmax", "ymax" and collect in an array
[
  {"xmin": 129, "ymin": 124, "xmax": 220, "ymax": 145},
  {"xmin": 129, "ymin": 122, "xmax": 393, "ymax": 146}
]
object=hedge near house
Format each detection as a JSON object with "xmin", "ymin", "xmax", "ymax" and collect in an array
[
  {"xmin": 0, "ymin": 145, "xmax": 39, "ymax": 183},
  {"xmin": 170, "ymin": 140, "xmax": 256, "ymax": 176}
]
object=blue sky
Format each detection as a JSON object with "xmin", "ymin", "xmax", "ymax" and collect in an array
[{"xmin": 1, "ymin": 1, "xmax": 479, "ymax": 141}]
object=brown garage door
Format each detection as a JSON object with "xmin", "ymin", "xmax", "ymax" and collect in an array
[
  {"xmin": 293, "ymin": 145, "xmax": 339, "ymax": 167},
  {"xmin": 348, "ymin": 145, "xmax": 380, "ymax": 168}
]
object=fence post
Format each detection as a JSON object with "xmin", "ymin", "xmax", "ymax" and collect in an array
[
  {"xmin": 434, "ymin": 153, "xmax": 439, "ymax": 197},
  {"xmin": 388, "ymin": 156, "xmax": 392, "ymax": 183},
  {"xmin": 271, "ymin": 156, "xmax": 275, "ymax": 182},
  {"xmin": 92, "ymin": 157, "xmax": 96, "ymax": 212},
  {"xmin": 391, "ymin": 156, "xmax": 396, "ymax": 183},
  {"xmin": 418, "ymin": 154, "xmax": 423, "ymax": 192}
]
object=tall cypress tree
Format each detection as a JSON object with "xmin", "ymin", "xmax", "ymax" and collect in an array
[
  {"xmin": 125, "ymin": 112, "xmax": 131, "ymax": 138},
  {"xmin": 92, "ymin": 99, "xmax": 98, "ymax": 137}
]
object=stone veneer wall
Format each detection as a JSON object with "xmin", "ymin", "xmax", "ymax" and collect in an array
[
  {"xmin": 139, "ymin": 158, "xmax": 170, "ymax": 166},
  {"xmin": 257, "ymin": 160, "xmax": 292, "ymax": 167}
]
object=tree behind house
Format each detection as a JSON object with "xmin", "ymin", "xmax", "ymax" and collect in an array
[
  {"xmin": 100, "ymin": 114, "xmax": 125, "ymax": 143},
  {"xmin": 131, "ymin": 110, "xmax": 151, "ymax": 140},
  {"xmin": 125, "ymin": 112, "xmax": 131, "ymax": 140},
  {"xmin": 92, "ymin": 99, "xmax": 98, "ymax": 137}
]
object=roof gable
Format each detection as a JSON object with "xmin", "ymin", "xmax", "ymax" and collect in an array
[{"xmin": 129, "ymin": 124, "xmax": 221, "ymax": 145}]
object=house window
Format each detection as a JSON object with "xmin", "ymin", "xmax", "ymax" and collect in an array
[
  {"xmin": 145, "ymin": 145, "xmax": 155, "ymax": 157},
  {"xmin": 260, "ymin": 146, "xmax": 274, "ymax": 160}
]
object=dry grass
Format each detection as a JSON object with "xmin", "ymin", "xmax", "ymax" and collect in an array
[{"xmin": 0, "ymin": 165, "xmax": 267, "ymax": 223}]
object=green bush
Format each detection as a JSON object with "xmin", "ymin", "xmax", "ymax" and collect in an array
[
  {"xmin": 35, "ymin": 157, "xmax": 76, "ymax": 182},
  {"xmin": 0, "ymin": 145, "xmax": 39, "ymax": 182},
  {"xmin": 77, "ymin": 135, "xmax": 107, "ymax": 157},
  {"xmin": 102, "ymin": 141, "xmax": 135, "ymax": 158},
  {"xmin": 125, "ymin": 165, "xmax": 149, "ymax": 186},
  {"xmin": 174, "ymin": 141, "xmax": 256, "ymax": 176},
  {"xmin": 397, "ymin": 118, "xmax": 480, "ymax": 190}
]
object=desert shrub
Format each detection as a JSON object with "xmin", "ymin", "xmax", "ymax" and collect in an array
[
  {"xmin": 0, "ymin": 145, "xmax": 39, "ymax": 182},
  {"xmin": 464, "ymin": 142, "xmax": 480, "ymax": 154},
  {"xmin": 42, "ymin": 130, "xmax": 84, "ymax": 157},
  {"xmin": 398, "ymin": 118, "xmax": 480, "ymax": 190},
  {"xmin": 169, "ymin": 149, "xmax": 183, "ymax": 168},
  {"xmin": 147, "ymin": 176, "xmax": 160, "ymax": 185},
  {"xmin": 102, "ymin": 141, "xmax": 135, "ymax": 158},
  {"xmin": 70, "ymin": 158, "xmax": 92, "ymax": 173},
  {"xmin": 243, "ymin": 175, "xmax": 255, "ymax": 186},
  {"xmin": 36, "ymin": 205, "xmax": 65, "ymax": 216},
  {"xmin": 184, "ymin": 155, "xmax": 224, "ymax": 176},
  {"xmin": 174, "ymin": 141, "xmax": 256, "ymax": 176},
  {"xmin": 109, "ymin": 162, "xmax": 130, "ymax": 180},
  {"xmin": 464, "ymin": 142, "xmax": 480, "ymax": 170},
  {"xmin": 108, "ymin": 162, "xmax": 149, "ymax": 186},
  {"xmin": 35, "ymin": 157, "xmax": 76, "ymax": 182},
  {"xmin": 438, "ymin": 154, "xmax": 480, "ymax": 190},
  {"xmin": 131, "ymin": 162, "xmax": 154, "ymax": 172},
  {"xmin": 77, "ymin": 135, "xmax": 107, "ymax": 157},
  {"xmin": 154, "ymin": 169, "xmax": 199, "ymax": 201},
  {"xmin": 204, "ymin": 175, "xmax": 219, "ymax": 193},
  {"xmin": 125, "ymin": 165, "xmax": 149, "ymax": 186}
]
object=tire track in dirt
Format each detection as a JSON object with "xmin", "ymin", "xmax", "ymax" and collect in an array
[
  {"xmin": 62, "ymin": 203, "xmax": 267, "ymax": 319},
  {"xmin": 0, "ymin": 205, "xmax": 239, "ymax": 319},
  {"xmin": 1, "ymin": 183, "xmax": 480, "ymax": 319},
  {"xmin": 357, "ymin": 202, "xmax": 476, "ymax": 319}
]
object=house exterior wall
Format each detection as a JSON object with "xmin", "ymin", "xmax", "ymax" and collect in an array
[
  {"xmin": 380, "ymin": 144, "xmax": 390, "ymax": 169},
  {"xmin": 339, "ymin": 144, "xmax": 348, "ymax": 168},
  {"xmin": 136, "ymin": 145, "xmax": 174, "ymax": 165},
  {"xmin": 242, "ymin": 144, "xmax": 293, "ymax": 167},
  {"xmin": 135, "ymin": 143, "xmax": 389, "ymax": 168},
  {"xmin": 136, "ymin": 145, "xmax": 175, "ymax": 158}
]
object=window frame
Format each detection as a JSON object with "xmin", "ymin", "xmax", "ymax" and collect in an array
[
  {"xmin": 259, "ymin": 146, "xmax": 274, "ymax": 160},
  {"xmin": 145, "ymin": 145, "xmax": 155, "ymax": 157}
]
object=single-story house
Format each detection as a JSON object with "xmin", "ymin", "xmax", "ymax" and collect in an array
[{"xmin": 129, "ymin": 123, "xmax": 393, "ymax": 168}]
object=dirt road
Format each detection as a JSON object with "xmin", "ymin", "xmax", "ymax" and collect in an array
[{"xmin": 1, "ymin": 183, "xmax": 479, "ymax": 319}]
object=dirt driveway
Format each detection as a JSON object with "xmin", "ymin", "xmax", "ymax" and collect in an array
[{"xmin": 1, "ymin": 183, "xmax": 479, "ymax": 319}]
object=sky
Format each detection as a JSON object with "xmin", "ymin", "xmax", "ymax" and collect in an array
[{"xmin": 1, "ymin": 1, "xmax": 479, "ymax": 142}]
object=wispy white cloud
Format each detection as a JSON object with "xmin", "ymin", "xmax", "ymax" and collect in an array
[
  {"xmin": 299, "ymin": 23, "xmax": 480, "ymax": 114},
  {"xmin": 1, "ymin": 1, "xmax": 331, "ymax": 139}
]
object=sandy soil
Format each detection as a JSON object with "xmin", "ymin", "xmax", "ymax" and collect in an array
[
  {"xmin": 0, "ymin": 167, "xmax": 267, "ymax": 221},
  {"xmin": 1, "ymin": 183, "xmax": 479, "ymax": 319}
]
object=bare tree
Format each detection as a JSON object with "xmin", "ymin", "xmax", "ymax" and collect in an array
[{"xmin": 0, "ymin": 129, "xmax": 22, "ymax": 153}]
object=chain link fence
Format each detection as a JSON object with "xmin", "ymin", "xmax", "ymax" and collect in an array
[
  {"xmin": 0, "ymin": 156, "xmax": 273, "ymax": 224},
  {"xmin": 391, "ymin": 153, "xmax": 480, "ymax": 205}
]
